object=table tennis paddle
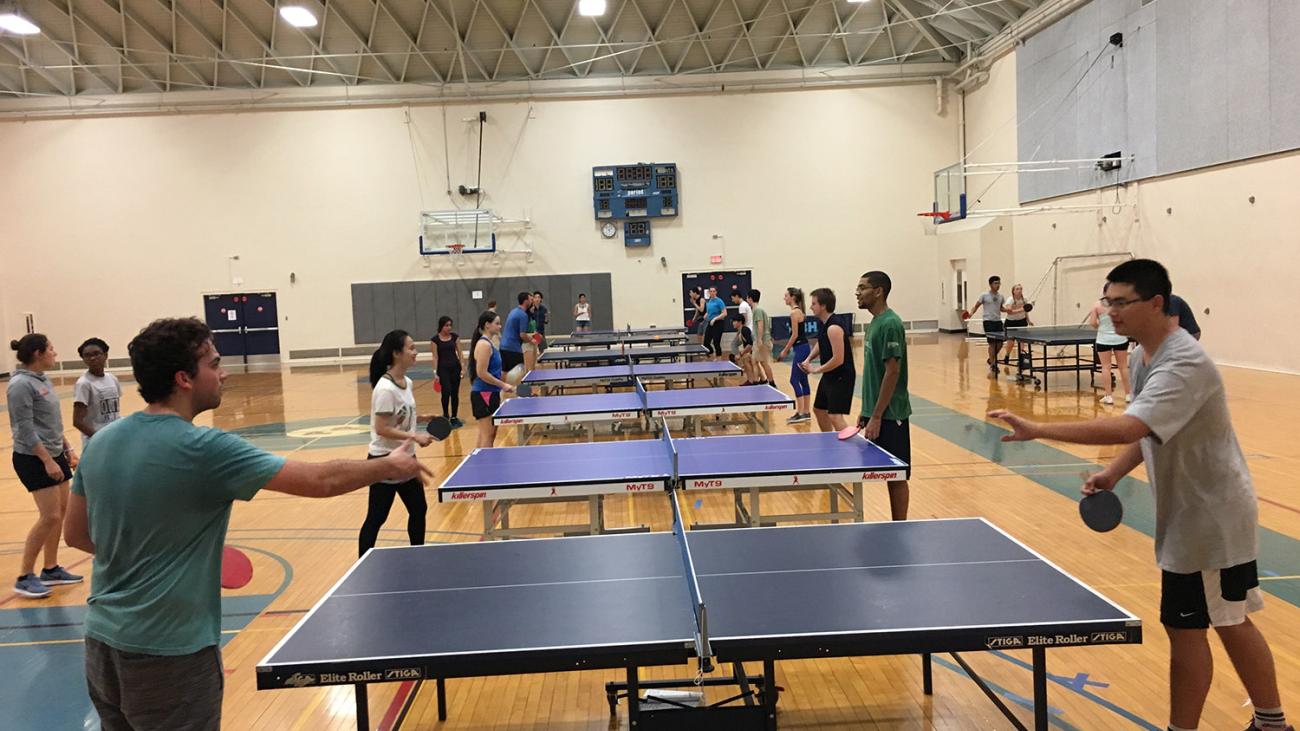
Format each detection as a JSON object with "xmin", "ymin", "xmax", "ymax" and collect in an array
[
  {"xmin": 425, "ymin": 416, "xmax": 452, "ymax": 441},
  {"xmin": 221, "ymin": 546, "xmax": 253, "ymax": 590},
  {"xmin": 1024, "ymin": 303, "xmax": 1035, "ymax": 313},
  {"xmin": 961, "ymin": 310, "xmax": 971, "ymax": 320},
  {"xmin": 516, "ymin": 382, "xmax": 533, "ymax": 397},
  {"xmin": 531, "ymin": 333, "xmax": 542, "ymax": 345},
  {"xmin": 837, "ymin": 425, "xmax": 862, "ymax": 441},
  {"xmin": 433, "ymin": 378, "xmax": 442, "ymax": 393},
  {"xmin": 1079, "ymin": 490, "xmax": 1122, "ymax": 532}
]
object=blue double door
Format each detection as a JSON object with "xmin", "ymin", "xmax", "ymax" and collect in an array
[{"xmin": 203, "ymin": 292, "xmax": 280, "ymax": 361}]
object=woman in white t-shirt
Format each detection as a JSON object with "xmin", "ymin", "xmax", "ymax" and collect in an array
[
  {"xmin": 999, "ymin": 284, "xmax": 1032, "ymax": 366},
  {"xmin": 358, "ymin": 330, "xmax": 432, "ymax": 556},
  {"xmin": 573, "ymin": 293, "xmax": 592, "ymax": 332},
  {"xmin": 1088, "ymin": 288, "xmax": 1133, "ymax": 405}
]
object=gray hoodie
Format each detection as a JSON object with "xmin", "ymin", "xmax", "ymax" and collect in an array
[{"xmin": 6, "ymin": 368, "xmax": 66, "ymax": 456}]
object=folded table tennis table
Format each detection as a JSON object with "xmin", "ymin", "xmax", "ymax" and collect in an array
[
  {"xmin": 440, "ymin": 426, "xmax": 908, "ymax": 538},
  {"xmin": 256, "ymin": 506, "xmax": 1142, "ymax": 731}
]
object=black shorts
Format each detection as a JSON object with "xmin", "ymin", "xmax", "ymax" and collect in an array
[
  {"xmin": 500, "ymin": 349, "xmax": 524, "ymax": 373},
  {"xmin": 982, "ymin": 320, "xmax": 1005, "ymax": 342},
  {"xmin": 1161, "ymin": 561, "xmax": 1264, "ymax": 629},
  {"xmin": 1004, "ymin": 318, "xmax": 1028, "ymax": 329},
  {"xmin": 873, "ymin": 418, "xmax": 912, "ymax": 479},
  {"xmin": 813, "ymin": 372, "xmax": 855, "ymax": 415},
  {"xmin": 13, "ymin": 452, "xmax": 72, "ymax": 492},
  {"xmin": 471, "ymin": 390, "xmax": 502, "ymax": 420},
  {"xmin": 1094, "ymin": 342, "xmax": 1128, "ymax": 352}
]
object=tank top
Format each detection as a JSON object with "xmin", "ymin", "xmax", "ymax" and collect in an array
[
  {"xmin": 1095, "ymin": 310, "xmax": 1128, "ymax": 346},
  {"xmin": 432, "ymin": 333, "xmax": 459, "ymax": 369},
  {"xmin": 815, "ymin": 314, "xmax": 855, "ymax": 379},
  {"xmin": 575, "ymin": 302, "xmax": 591, "ymax": 322},
  {"xmin": 791, "ymin": 310, "xmax": 810, "ymax": 346},
  {"xmin": 471, "ymin": 339, "xmax": 503, "ymax": 393}
]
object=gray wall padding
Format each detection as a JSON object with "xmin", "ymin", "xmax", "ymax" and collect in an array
[
  {"xmin": 1016, "ymin": 0, "xmax": 1300, "ymax": 203},
  {"xmin": 351, "ymin": 274, "xmax": 614, "ymax": 344}
]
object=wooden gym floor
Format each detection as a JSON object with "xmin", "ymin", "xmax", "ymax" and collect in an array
[{"xmin": 2, "ymin": 332, "xmax": 1298, "ymax": 730}]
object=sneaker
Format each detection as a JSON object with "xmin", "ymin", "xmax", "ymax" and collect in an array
[
  {"xmin": 14, "ymin": 574, "xmax": 51, "ymax": 599},
  {"xmin": 1244, "ymin": 723, "xmax": 1294, "ymax": 731},
  {"xmin": 450, "ymin": 417, "xmax": 464, "ymax": 428},
  {"xmin": 39, "ymin": 565, "xmax": 83, "ymax": 585},
  {"xmin": 1100, "ymin": 395, "xmax": 1114, "ymax": 405},
  {"xmin": 790, "ymin": 413, "xmax": 812, "ymax": 424},
  {"xmin": 1123, "ymin": 393, "xmax": 1132, "ymax": 403}
]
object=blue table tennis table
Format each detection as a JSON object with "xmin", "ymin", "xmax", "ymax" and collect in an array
[
  {"xmin": 570, "ymin": 325, "xmax": 689, "ymax": 338},
  {"xmin": 440, "ymin": 427, "xmax": 907, "ymax": 538},
  {"xmin": 550, "ymin": 330, "xmax": 691, "ymax": 350},
  {"xmin": 539, "ymin": 343, "xmax": 709, "ymax": 367},
  {"xmin": 521, "ymin": 360, "xmax": 742, "ymax": 394},
  {"xmin": 256, "ymin": 506, "xmax": 1142, "ymax": 731},
  {"xmin": 495, "ymin": 381, "xmax": 793, "ymax": 442}
]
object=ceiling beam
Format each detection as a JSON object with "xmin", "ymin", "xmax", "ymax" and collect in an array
[
  {"xmin": 40, "ymin": 0, "xmax": 163, "ymax": 92},
  {"xmin": 321, "ymin": 0, "xmax": 399, "ymax": 83},
  {"xmin": 0, "ymin": 38, "xmax": 72, "ymax": 95},
  {"xmin": 885, "ymin": 0, "xmax": 955, "ymax": 61},
  {"xmin": 252, "ymin": 0, "xmax": 352, "ymax": 84},
  {"xmin": 95, "ymin": 0, "xmax": 211, "ymax": 88}
]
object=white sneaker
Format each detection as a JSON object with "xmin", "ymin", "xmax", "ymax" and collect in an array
[
  {"xmin": 1123, "ymin": 393, "xmax": 1132, "ymax": 403},
  {"xmin": 1100, "ymin": 395, "xmax": 1114, "ymax": 405}
]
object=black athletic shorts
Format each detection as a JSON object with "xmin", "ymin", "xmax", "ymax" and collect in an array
[
  {"xmin": 13, "ymin": 452, "xmax": 72, "ymax": 492},
  {"xmin": 873, "ymin": 418, "xmax": 912, "ymax": 478},
  {"xmin": 982, "ymin": 320, "xmax": 1005, "ymax": 343},
  {"xmin": 471, "ymin": 390, "xmax": 502, "ymax": 420},
  {"xmin": 1094, "ymin": 342, "xmax": 1128, "ymax": 352},
  {"xmin": 1161, "ymin": 561, "xmax": 1263, "ymax": 629},
  {"xmin": 813, "ymin": 372, "xmax": 855, "ymax": 415},
  {"xmin": 1004, "ymin": 318, "xmax": 1028, "ymax": 329},
  {"xmin": 500, "ymin": 349, "xmax": 524, "ymax": 374}
]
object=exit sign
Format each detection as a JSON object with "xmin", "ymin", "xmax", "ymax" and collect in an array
[{"xmin": 710, "ymin": 255, "xmax": 723, "ymax": 264}]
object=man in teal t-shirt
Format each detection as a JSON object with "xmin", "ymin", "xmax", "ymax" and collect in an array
[
  {"xmin": 855, "ymin": 271, "xmax": 912, "ymax": 521},
  {"xmin": 65, "ymin": 317, "xmax": 429, "ymax": 731}
]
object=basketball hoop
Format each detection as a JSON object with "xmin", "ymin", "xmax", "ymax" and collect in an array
[
  {"xmin": 917, "ymin": 210, "xmax": 952, "ymax": 236},
  {"xmin": 446, "ymin": 243, "xmax": 466, "ymax": 266}
]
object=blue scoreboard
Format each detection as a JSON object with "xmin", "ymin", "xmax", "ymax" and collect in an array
[{"xmin": 593, "ymin": 162, "xmax": 678, "ymax": 247}]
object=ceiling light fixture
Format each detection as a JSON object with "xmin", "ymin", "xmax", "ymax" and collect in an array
[
  {"xmin": 578, "ymin": 0, "xmax": 607, "ymax": 17},
  {"xmin": 278, "ymin": 5, "xmax": 318, "ymax": 28},
  {"xmin": 0, "ymin": 11, "xmax": 41, "ymax": 34}
]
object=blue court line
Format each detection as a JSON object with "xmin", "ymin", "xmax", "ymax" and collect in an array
[{"xmin": 986, "ymin": 651, "xmax": 1163, "ymax": 730}]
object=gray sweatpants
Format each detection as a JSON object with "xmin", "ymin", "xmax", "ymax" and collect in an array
[{"xmin": 84, "ymin": 637, "xmax": 224, "ymax": 731}]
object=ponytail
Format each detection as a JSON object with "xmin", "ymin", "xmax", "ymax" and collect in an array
[{"xmin": 368, "ymin": 330, "xmax": 410, "ymax": 387}]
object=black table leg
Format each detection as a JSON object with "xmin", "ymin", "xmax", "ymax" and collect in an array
[
  {"xmin": 436, "ymin": 678, "xmax": 447, "ymax": 721},
  {"xmin": 1033, "ymin": 647, "xmax": 1048, "ymax": 731},
  {"xmin": 922, "ymin": 653, "xmax": 933, "ymax": 694},
  {"xmin": 354, "ymin": 683, "xmax": 369, "ymax": 731},
  {"xmin": 764, "ymin": 659, "xmax": 778, "ymax": 731},
  {"xmin": 626, "ymin": 666, "xmax": 640, "ymax": 728}
]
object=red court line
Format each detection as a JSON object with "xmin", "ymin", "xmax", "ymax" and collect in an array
[
  {"xmin": 378, "ymin": 680, "xmax": 418, "ymax": 731},
  {"xmin": 0, "ymin": 554, "xmax": 93, "ymax": 608}
]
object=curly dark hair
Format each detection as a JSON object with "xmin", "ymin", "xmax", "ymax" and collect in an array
[
  {"xmin": 78, "ymin": 337, "xmax": 110, "ymax": 356},
  {"xmin": 128, "ymin": 318, "xmax": 213, "ymax": 404}
]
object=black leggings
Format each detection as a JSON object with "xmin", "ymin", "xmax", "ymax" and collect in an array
[
  {"xmin": 437, "ymin": 366, "xmax": 462, "ymax": 418},
  {"xmin": 704, "ymin": 320, "xmax": 725, "ymax": 356},
  {"xmin": 358, "ymin": 473, "xmax": 427, "ymax": 557}
]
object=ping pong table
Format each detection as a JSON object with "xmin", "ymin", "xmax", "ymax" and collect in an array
[
  {"xmin": 495, "ymin": 380, "xmax": 792, "ymax": 442},
  {"xmin": 256, "ymin": 508, "xmax": 1142, "ymax": 731},
  {"xmin": 985, "ymin": 325, "xmax": 1106, "ymax": 391},
  {"xmin": 550, "ymin": 331, "xmax": 691, "ymax": 350},
  {"xmin": 521, "ymin": 360, "xmax": 741, "ymax": 395},
  {"xmin": 440, "ymin": 426, "xmax": 907, "ymax": 538},
  {"xmin": 571, "ymin": 325, "xmax": 689, "ymax": 337},
  {"xmin": 538, "ymin": 343, "xmax": 709, "ymax": 367}
]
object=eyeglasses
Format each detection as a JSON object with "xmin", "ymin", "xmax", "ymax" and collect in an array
[{"xmin": 1100, "ymin": 296, "xmax": 1152, "ymax": 310}]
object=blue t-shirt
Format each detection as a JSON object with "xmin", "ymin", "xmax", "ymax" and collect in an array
[
  {"xmin": 705, "ymin": 297, "xmax": 726, "ymax": 321},
  {"xmin": 71, "ymin": 412, "xmax": 285, "ymax": 655},
  {"xmin": 501, "ymin": 307, "xmax": 529, "ymax": 352},
  {"xmin": 472, "ymin": 341, "xmax": 503, "ymax": 393}
]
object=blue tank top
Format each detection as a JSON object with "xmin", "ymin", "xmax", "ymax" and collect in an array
[{"xmin": 471, "ymin": 340, "xmax": 503, "ymax": 393}]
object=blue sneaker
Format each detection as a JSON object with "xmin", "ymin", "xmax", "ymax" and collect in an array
[
  {"xmin": 14, "ymin": 574, "xmax": 51, "ymax": 598},
  {"xmin": 39, "ymin": 565, "xmax": 83, "ymax": 585}
]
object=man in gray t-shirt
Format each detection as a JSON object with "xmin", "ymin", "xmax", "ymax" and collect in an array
[
  {"xmin": 966, "ymin": 275, "xmax": 1007, "ymax": 376},
  {"xmin": 989, "ymin": 259, "xmax": 1288, "ymax": 731}
]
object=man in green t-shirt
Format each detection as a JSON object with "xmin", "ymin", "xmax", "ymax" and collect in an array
[
  {"xmin": 855, "ymin": 271, "xmax": 911, "ymax": 520},
  {"xmin": 64, "ymin": 318, "xmax": 431, "ymax": 731}
]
